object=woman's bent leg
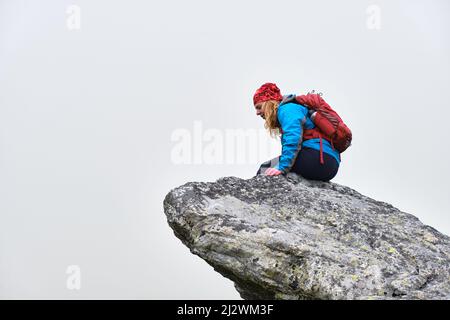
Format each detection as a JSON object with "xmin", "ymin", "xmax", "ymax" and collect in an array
[
  {"xmin": 292, "ymin": 148, "xmax": 339, "ymax": 181},
  {"xmin": 256, "ymin": 156, "xmax": 280, "ymax": 176}
]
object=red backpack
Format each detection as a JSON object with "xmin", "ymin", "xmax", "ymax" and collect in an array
[{"xmin": 281, "ymin": 93, "xmax": 352, "ymax": 164}]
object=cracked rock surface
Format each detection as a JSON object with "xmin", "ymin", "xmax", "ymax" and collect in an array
[{"xmin": 163, "ymin": 173, "xmax": 450, "ymax": 300}]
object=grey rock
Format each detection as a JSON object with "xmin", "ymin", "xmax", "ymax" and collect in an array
[{"xmin": 163, "ymin": 173, "xmax": 450, "ymax": 300}]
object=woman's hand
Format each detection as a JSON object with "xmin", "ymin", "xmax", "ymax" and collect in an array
[{"xmin": 265, "ymin": 168, "xmax": 283, "ymax": 176}]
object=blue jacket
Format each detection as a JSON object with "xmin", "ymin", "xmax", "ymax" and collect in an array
[{"xmin": 275, "ymin": 100, "xmax": 341, "ymax": 173}]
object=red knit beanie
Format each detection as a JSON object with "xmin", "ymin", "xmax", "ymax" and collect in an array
[{"xmin": 253, "ymin": 83, "xmax": 283, "ymax": 105}]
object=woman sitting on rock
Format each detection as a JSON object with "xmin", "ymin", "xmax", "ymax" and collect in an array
[{"xmin": 253, "ymin": 82, "xmax": 342, "ymax": 182}]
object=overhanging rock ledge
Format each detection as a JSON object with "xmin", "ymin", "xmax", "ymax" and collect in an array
[{"xmin": 163, "ymin": 173, "xmax": 450, "ymax": 300}]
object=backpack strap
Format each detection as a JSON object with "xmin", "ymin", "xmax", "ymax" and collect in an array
[
  {"xmin": 279, "ymin": 94, "xmax": 297, "ymax": 106},
  {"xmin": 316, "ymin": 132, "xmax": 324, "ymax": 165}
]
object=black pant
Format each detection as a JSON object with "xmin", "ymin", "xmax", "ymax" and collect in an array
[{"xmin": 256, "ymin": 147, "xmax": 339, "ymax": 182}]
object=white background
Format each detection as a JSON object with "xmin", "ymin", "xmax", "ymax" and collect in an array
[{"xmin": 1, "ymin": 0, "xmax": 449, "ymax": 299}]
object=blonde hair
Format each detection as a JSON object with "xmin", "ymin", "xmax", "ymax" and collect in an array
[{"xmin": 262, "ymin": 100, "xmax": 281, "ymax": 138}]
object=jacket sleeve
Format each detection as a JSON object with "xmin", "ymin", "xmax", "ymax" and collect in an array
[{"xmin": 275, "ymin": 103, "xmax": 306, "ymax": 173}]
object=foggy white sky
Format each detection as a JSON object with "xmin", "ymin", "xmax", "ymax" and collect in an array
[{"xmin": 1, "ymin": 0, "xmax": 449, "ymax": 299}]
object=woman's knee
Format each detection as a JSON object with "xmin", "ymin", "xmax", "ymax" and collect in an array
[{"xmin": 256, "ymin": 157, "xmax": 279, "ymax": 175}]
